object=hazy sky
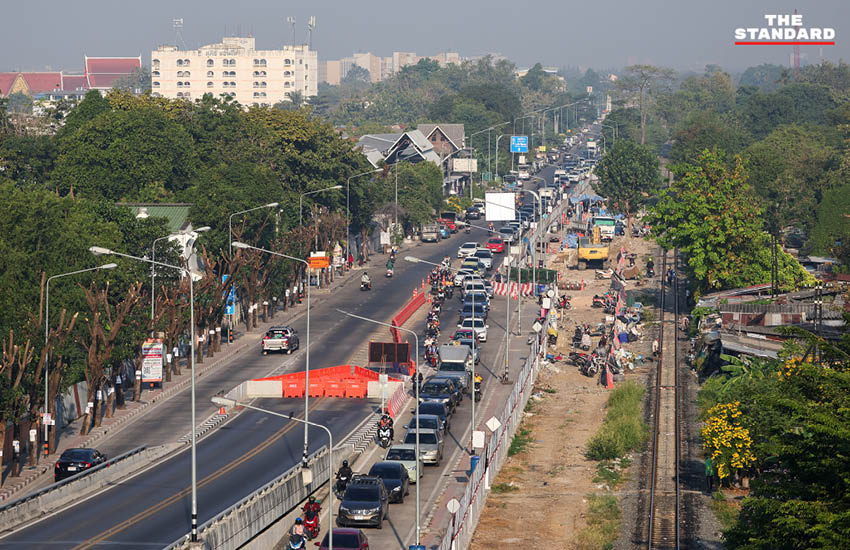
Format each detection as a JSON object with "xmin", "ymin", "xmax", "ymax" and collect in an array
[{"xmin": 2, "ymin": 0, "xmax": 848, "ymax": 74}]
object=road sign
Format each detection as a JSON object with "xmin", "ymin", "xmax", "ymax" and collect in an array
[
  {"xmin": 510, "ymin": 135, "xmax": 528, "ymax": 153},
  {"xmin": 223, "ymin": 274, "xmax": 235, "ymax": 315},
  {"xmin": 486, "ymin": 416, "xmax": 502, "ymax": 432},
  {"xmin": 308, "ymin": 256, "xmax": 329, "ymax": 269},
  {"xmin": 446, "ymin": 498, "xmax": 460, "ymax": 514}
]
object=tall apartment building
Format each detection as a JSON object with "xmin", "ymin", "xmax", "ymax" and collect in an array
[
  {"xmin": 151, "ymin": 37, "xmax": 317, "ymax": 106},
  {"xmin": 319, "ymin": 50, "xmax": 461, "ymax": 85}
]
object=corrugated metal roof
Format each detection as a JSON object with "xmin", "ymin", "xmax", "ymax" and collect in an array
[{"xmin": 118, "ymin": 203, "xmax": 192, "ymax": 232}]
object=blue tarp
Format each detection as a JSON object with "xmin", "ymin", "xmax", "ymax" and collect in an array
[{"xmin": 565, "ymin": 233, "xmax": 579, "ymax": 249}]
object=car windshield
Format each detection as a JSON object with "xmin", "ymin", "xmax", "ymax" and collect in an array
[
  {"xmin": 487, "ymin": 239, "xmax": 502, "ymax": 245},
  {"xmin": 344, "ymin": 487, "xmax": 379, "ymax": 501},
  {"xmin": 422, "ymin": 383, "xmax": 447, "ymax": 394},
  {"xmin": 369, "ymin": 464, "xmax": 401, "ymax": 478},
  {"xmin": 268, "ymin": 331, "xmax": 287, "ymax": 338},
  {"xmin": 407, "ymin": 418, "xmax": 438, "ymax": 430},
  {"xmin": 61, "ymin": 449, "xmax": 93, "ymax": 461},
  {"xmin": 462, "ymin": 243, "xmax": 477, "ymax": 249},
  {"xmin": 387, "ymin": 448, "xmax": 417, "ymax": 461},
  {"xmin": 418, "ymin": 404, "xmax": 445, "ymax": 417},
  {"xmin": 474, "ymin": 251, "xmax": 491, "ymax": 258},
  {"xmin": 440, "ymin": 361, "xmax": 466, "ymax": 372},
  {"xmin": 405, "ymin": 433, "xmax": 437, "ymax": 445},
  {"xmin": 463, "ymin": 319, "xmax": 485, "ymax": 328},
  {"xmin": 320, "ymin": 533, "xmax": 359, "ymax": 547}
]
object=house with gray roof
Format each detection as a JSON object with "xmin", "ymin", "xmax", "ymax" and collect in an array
[
  {"xmin": 417, "ymin": 123, "xmax": 465, "ymax": 157},
  {"xmin": 356, "ymin": 129, "xmax": 441, "ymax": 167}
]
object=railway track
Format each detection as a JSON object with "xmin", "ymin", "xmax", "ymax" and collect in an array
[{"xmin": 647, "ymin": 250, "xmax": 681, "ymax": 550}]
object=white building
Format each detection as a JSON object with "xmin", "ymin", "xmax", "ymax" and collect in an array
[{"xmin": 151, "ymin": 37, "xmax": 317, "ymax": 107}]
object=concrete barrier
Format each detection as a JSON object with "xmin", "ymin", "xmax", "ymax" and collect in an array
[
  {"xmin": 245, "ymin": 379, "xmax": 283, "ymax": 398},
  {"xmin": 0, "ymin": 443, "xmax": 180, "ymax": 531}
]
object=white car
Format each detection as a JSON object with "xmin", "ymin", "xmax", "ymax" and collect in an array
[
  {"xmin": 462, "ymin": 281, "xmax": 487, "ymax": 298},
  {"xmin": 453, "ymin": 269, "xmax": 475, "ymax": 287},
  {"xmin": 457, "ymin": 317, "xmax": 488, "ymax": 342},
  {"xmin": 384, "ymin": 444, "xmax": 424, "ymax": 483},
  {"xmin": 457, "ymin": 242, "xmax": 479, "ymax": 258},
  {"xmin": 473, "ymin": 249, "xmax": 493, "ymax": 270}
]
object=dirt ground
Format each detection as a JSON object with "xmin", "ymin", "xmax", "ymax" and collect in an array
[{"xmin": 471, "ymin": 234, "xmax": 658, "ymax": 550}]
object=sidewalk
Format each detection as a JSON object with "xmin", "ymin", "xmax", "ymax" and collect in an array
[{"xmin": 0, "ymin": 250, "xmax": 397, "ymax": 502}]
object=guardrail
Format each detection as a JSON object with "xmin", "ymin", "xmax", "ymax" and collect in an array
[
  {"xmin": 165, "ymin": 446, "xmax": 331, "ymax": 550},
  {"xmin": 0, "ymin": 445, "xmax": 164, "ymax": 531}
]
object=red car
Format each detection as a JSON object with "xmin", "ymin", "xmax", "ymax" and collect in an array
[
  {"xmin": 316, "ymin": 528, "xmax": 369, "ymax": 549},
  {"xmin": 485, "ymin": 237, "xmax": 505, "ymax": 254}
]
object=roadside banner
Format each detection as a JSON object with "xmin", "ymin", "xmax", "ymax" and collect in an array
[{"xmin": 141, "ymin": 338, "xmax": 164, "ymax": 383}]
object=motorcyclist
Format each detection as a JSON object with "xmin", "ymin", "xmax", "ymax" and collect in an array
[
  {"xmin": 474, "ymin": 373, "xmax": 483, "ymax": 385},
  {"xmin": 386, "ymin": 257, "xmax": 395, "ymax": 272},
  {"xmin": 336, "ymin": 460, "xmax": 353, "ymax": 490},
  {"xmin": 303, "ymin": 496, "xmax": 321, "ymax": 517},
  {"xmin": 290, "ymin": 517, "xmax": 306, "ymax": 538},
  {"xmin": 378, "ymin": 413, "xmax": 395, "ymax": 440},
  {"xmin": 361, "ymin": 272, "xmax": 371, "ymax": 288}
]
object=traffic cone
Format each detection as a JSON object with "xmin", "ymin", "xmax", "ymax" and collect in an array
[{"xmin": 581, "ymin": 279, "xmax": 585, "ymax": 291}]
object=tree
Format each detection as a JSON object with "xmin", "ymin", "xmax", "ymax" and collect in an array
[
  {"xmin": 738, "ymin": 63, "xmax": 790, "ymax": 91},
  {"xmin": 112, "ymin": 66, "xmax": 152, "ymax": 93},
  {"xmin": 342, "ymin": 65, "xmax": 371, "ymax": 86},
  {"xmin": 520, "ymin": 63, "xmax": 546, "ymax": 92},
  {"xmin": 6, "ymin": 92, "xmax": 32, "ymax": 115},
  {"xmin": 809, "ymin": 182, "xmax": 850, "ymax": 256},
  {"xmin": 592, "ymin": 139, "xmax": 660, "ymax": 232},
  {"xmin": 58, "ymin": 90, "xmax": 111, "ymax": 139},
  {"xmin": 615, "ymin": 65, "xmax": 675, "ymax": 144},
  {"xmin": 669, "ymin": 112, "xmax": 744, "ymax": 164},
  {"xmin": 646, "ymin": 150, "xmax": 809, "ymax": 295}
]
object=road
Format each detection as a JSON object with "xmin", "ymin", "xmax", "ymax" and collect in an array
[{"xmin": 0, "ymin": 231, "xmax": 468, "ymax": 549}]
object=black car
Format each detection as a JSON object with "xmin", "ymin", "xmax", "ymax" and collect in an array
[
  {"xmin": 419, "ymin": 379, "xmax": 458, "ymax": 411},
  {"xmin": 337, "ymin": 475, "xmax": 389, "ymax": 529},
  {"xmin": 368, "ymin": 461, "xmax": 410, "ymax": 504},
  {"xmin": 459, "ymin": 303, "xmax": 488, "ymax": 324},
  {"xmin": 428, "ymin": 375, "xmax": 463, "ymax": 406},
  {"xmin": 417, "ymin": 401, "xmax": 451, "ymax": 430},
  {"xmin": 54, "ymin": 448, "xmax": 107, "ymax": 482},
  {"xmin": 465, "ymin": 207, "xmax": 481, "ymax": 220}
]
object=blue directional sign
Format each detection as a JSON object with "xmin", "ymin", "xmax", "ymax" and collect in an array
[
  {"xmin": 510, "ymin": 135, "xmax": 528, "ymax": 153},
  {"xmin": 223, "ymin": 274, "xmax": 236, "ymax": 315}
]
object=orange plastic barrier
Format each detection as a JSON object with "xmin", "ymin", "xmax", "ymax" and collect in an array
[
  {"xmin": 308, "ymin": 382, "xmax": 325, "ymax": 397},
  {"xmin": 252, "ymin": 365, "xmax": 401, "ymax": 399},
  {"xmin": 325, "ymin": 382, "xmax": 346, "ymax": 398},
  {"xmin": 283, "ymin": 381, "xmax": 305, "ymax": 398}
]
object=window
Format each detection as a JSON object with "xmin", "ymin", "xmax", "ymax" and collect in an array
[
  {"xmin": 176, "ymin": 59, "xmax": 183, "ymax": 66},
  {"xmin": 253, "ymin": 58, "xmax": 267, "ymax": 66},
  {"xmin": 184, "ymin": 81, "xmax": 190, "ymax": 87},
  {"xmin": 152, "ymin": 81, "xmax": 160, "ymax": 88},
  {"xmin": 207, "ymin": 59, "xmax": 214, "ymax": 66},
  {"xmin": 183, "ymin": 59, "xmax": 190, "ymax": 66},
  {"xmin": 284, "ymin": 70, "xmax": 292, "ymax": 77},
  {"xmin": 285, "ymin": 59, "xmax": 292, "ymax": 66},
  {"xmin": 261, "ymin": 81, "xmax": 267, "ymax": 88},
  {"xmin": 284, "ymin": 82, "xmax": 291, "ymax": 88},
  {"xmin": 177, "ymin": 71, "xmax": 184, "ymax": 77},
  {"xmin": 152, "ymin": 71, "xmax": 160, "ymax": 77},
  {"xmin": 230, "ymin": 81, "xmax": 236, "ymax": 87},
  {"xmin": 184, "ymin": 71, "xmax": 190, "ymax": 77},
  {"xmin": 207, "ymin": 81, "xmax": 213, "ymax": 88},
  {"xmin": 177, "ymin": 92, "xmax": 183, "ymax": 97},
  {"xmin": 152, "ymin": 59, "xmax": 160, "ymax": 67},
  {"xmin": 177, "ymin": 81, "xmax": 184, "ymax": 88},
  {"xmin": 207, "ymin": 71, "xmax": 214, "ymax": 77},
  {"xmin": 183, "ymin": 92, "xmax": 191, "ymax": 98}
]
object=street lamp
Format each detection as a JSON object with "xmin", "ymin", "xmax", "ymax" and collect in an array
[
  {"xmin": 232, "ymin": 241, "xmax": 312, "ymax": 464},
  {"xmin": 152, "ymin": 226, "xmax": 210, "ymax": 321},
  {"xmin": 89, "ymin": 245, "xmax": 200, "ymax": 543},
  {"xmin": 470, "ymin": 122, "xmax": 510, "ymax": 182},
  {"xmin": 228, "ymin": 203, "xmax": 279, "ymax": 258},
  {"xmin": 494, "ymin": 134, "xmax": 506, "ymax": 182},
  {"xmin": 211, "ymin": 397, "xmax": 335, "ymax": 550},
  {"xmin": 300, "ymin": 185, "xmax": 343, "ymax": 227},
  {"xmin": 600, "ymin": 122, "xmax": 618, "ymax": 144},
  {"xmin": 44, "ymin": 263, "xmax": 117, "ymax": 454},
  {"xmin": 336, "ymin": 309, "xmax": 422, "ymax": 548},
  {"xmin": 346, "ymin": 170, "xmax": 382, "ymax": 266}
]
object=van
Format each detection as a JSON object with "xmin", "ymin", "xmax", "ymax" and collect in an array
[
  {"xmin": 422, "ymin": 223, "xmax": 440, "ymax": 243},
  {"xmin": 437, "ymin": 344, "xmax": 473, "ymax": 393}
]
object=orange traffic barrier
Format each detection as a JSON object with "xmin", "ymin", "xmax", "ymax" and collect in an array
[
  {"xmin": 325, "ymin": 382, "xmax": 346, "ymax": 398},
  {"xmin": 283, "ymin": 381, "xmax": 305, "ymax": 398},
  {"xmin": 308, "ymin": 382, "xmax": 325, "ymax": 397}
]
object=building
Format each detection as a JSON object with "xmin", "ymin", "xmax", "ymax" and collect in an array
[
  {"xmin": 319, "ymin": 50, "xmax": 461, "ymax": 85},
  {"xmin": 0, "ymin": 57, "xmax": 141, "ymax": 97},
  {"xmin": 356, "ymin": 129, "xmax": 441, "ymax": 167},
  {"xmin": 151, "ymin": 37, "xmax": 318, "ymax": 106},
  {"xmin": 417, "ymin": 124, "xmax": 465, "ymax": 157}
]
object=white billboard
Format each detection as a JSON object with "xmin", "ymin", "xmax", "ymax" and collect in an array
[
  {"xmin": 451, "ymin": 158, "xmax": 478, "ymax": 173},
  {"xmin": 485, "ymin": 192, "xmax": 516, "ymax": 222}
]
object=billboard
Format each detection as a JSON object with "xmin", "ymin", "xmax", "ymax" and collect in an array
[
  {"xmin": 451, "ymin": 158, "xmax": 478, "ymax": 173},
  {"xmin": 141, "ymin": 338, "xmax": 163, "ymax": 383},
  {"xmin": 510, "ymin": 135, "xmax": 528, "ymax": 153},
  {"xmin": 485, "ymin": 192, "xmax": 516, "ymax": 222}
]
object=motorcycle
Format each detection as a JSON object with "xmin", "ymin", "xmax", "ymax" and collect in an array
[
  {"xmin": 591, "ymin": 295, "xmax": 608, "ymax": 308},
  {"xmin": 303, "ymin": 510, "xmax": 319, "ymax": 540},
  {"xmin": 473, "ymin": 380, "xmax": 482, "ymax": 402},
  {"xmin": 334, "ymin": 473, "xmax": 351, "ymax": 499},
  {"xmin": 287, "ymin": 534, "xmax": 306, "ymax": 550},
  {"xmin": 646, "ymin": 265, "xmax": 655, "ymax": 278},
  {"xmin": 386, "ymin": 268, "xmax": 394, "ymax": 278},
  {"xmin": 378, "ymin": 426, "xmax": 393, "ymax": 448},
  {"xmin": 556, "ymin": 296, "xmax": 571, "ymax": 310},
  {"xmin": 360, "ymin": 280, "xmax": 372, "ymax": 291}
]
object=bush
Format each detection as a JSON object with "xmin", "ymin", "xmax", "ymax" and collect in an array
[
  {"xmin": 585, "ymin": 381, "xmax": 648, "ymax": 461},
  {"xmin": 576, "ymin": 494, "xmax": 621, "ymax": 550}
]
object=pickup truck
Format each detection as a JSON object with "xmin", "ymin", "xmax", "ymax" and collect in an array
[
  {"xmin": 438, "ymin": 344, "xmax": 473, "ymax": 393},
  {"xmin": 422, "ymin": 223, "xmax": 441, "ymax": 242},
  {"xmin": 262, "ymin": 326, "xmax": 300, "ymax": 355}
]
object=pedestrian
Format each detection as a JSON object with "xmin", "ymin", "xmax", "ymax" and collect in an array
[
  {"xmin": 347, "ymin": 253, "xmax": 353, "ymax": 269},
  {"xmin": 598, "ymin": 334, "xmax": 608, "ymax": 349},
  {"xmin": 652, "ymin": 338, "xmax": 659, "ymax": 358},
  {"xmin": 705, "ymin": 455, "xmax": 715, "ymax": 493}
]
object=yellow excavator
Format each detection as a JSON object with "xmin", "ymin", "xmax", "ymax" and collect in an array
[{"xmin": 577, "ymin": 225, "xmax": 610, "ymax": 270}]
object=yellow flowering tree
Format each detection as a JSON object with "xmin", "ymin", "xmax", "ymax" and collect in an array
[{"xmin": 701, "ymin": 402, "xmax": 756, "ymax": 480}]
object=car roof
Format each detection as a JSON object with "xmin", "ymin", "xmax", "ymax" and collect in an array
[
  {"xmin": 388, "ymin": 443, "xmax": 417, "ymax": 451},
  {"xmin": 407, "ymin": 414, "xmax": 440, "ymax": 423},
  {"xmin": 406, "ymin": 427, "xmax": 439, "ymax": 434},
  {"xmin": 370, "ymin": 461, "xmax": 404, "ymax": 471},
  {"xmin": 487, "ymin": 237, "xmax": 503, "ymax": 242},
  {"xmin": 461, "ymin": 242, "xmax": 478, "ymax": 247}
]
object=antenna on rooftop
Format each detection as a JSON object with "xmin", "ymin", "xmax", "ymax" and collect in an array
[
  {"xmin": 173, "ymin": 18, "xmax": 187, "ymax": 50},
  {"xmin": 308, "ymin": 16, "xmax": 316, "ymax": 49},
  {"xmin": 287, "ymin": 16, "xmax": 296, "ymax": 46}
]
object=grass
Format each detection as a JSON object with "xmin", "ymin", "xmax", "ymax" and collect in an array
[
  {"xmin": 575, "ymin": 494, "xmax": 622, "ymax": 550},
  {"xmin": 508, "ymin": 426, "xmax": 533, "ymax": 456},
  {"xmin": 491, "ymin": 482, "xmax": 519, "ymax": 494},
  {"xmin": 709, "ymin": 491, "xmax": 740, "ymax": 530},
  {"xmin": 592, "ymin": 457, "xmax": 632, "ymax": 489},
  {"xmin": 585, "ymin": 381, "xmax": 649, "ymax": 461}
]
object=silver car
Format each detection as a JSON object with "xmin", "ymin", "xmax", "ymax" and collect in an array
[
  {"xmin": 473, "ymin": 249, "xmax": 493, "ymax": 271},
  {"xmin": 403, "ymin": 429, "xmax": 445, "ymax": 466},
  {"xmin": 384, "ymin": 444, "xmax": 425, "ymax": 483}
]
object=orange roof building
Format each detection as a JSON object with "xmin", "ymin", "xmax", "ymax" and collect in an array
[{"xmin": 0, "ymin": 55, "xmax": 141, "ymax": 97}]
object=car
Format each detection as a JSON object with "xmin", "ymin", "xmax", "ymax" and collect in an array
[
  {"xmin": 461, "ymin": 258, "xmax": 485, "ymax": 275},
  {"xmin": 428, "ymin": 375, "xmax": 463, "ymax": 406},
  {"xmin": 457, "ymin": 242, "xmax": 479, "ymax": 258},
  {"xmin": 464, "ymin": 290, "xmax": 490, "ymax": 309},
  {"xmin": 453, "ymin": 269, "xmax": 476, "ymax": 287},
  {"xmin": 419, "ymin": 378, "xmax": 458, "ymax": 410},
  {"xmin": 486, "ymin": 237, "xmax": 505, "ymax": 254},
  {"xmin": 384, "ymin": 445, "xmax": 425, "ymax": 484},
  {"xmin": 465, "ymin": 207, "xmax": 481, "ymax": 220},
  {"xmin": 455, "ymin": 337, "xmax": 480, "ymax": 363},
  {"xmin": 404, "ymin": 428, "xmax": 445, "ymax": 465},
  {"xmin": 473, "ymin": 249, "xmax": 493, "ymax": 270},
  {"xmin": 462, "ymin": 281, "xmax": 487, "ymax": 299},
  {"xmin": 405, "ymin": 414, "xmax": 446, "ymax": 437},
  {"xmin": 261, "ymin": 325, "xmax": 299, "ymax": 355},
  {"xmin": 316, "ymin": 528, "xmax": 370, "ymax": 550},
  {"xmin": 54, "ymin": 448, "xmax": 107, "ymax": 482},
  {"xmin": 368, "ymin": 461, "xmax": 410, "ymax": 504},
  {"xmin": 482, "ymin": 279, "xmax": 494, "ymax": 298},
  {"xmin": 337, "ymin": 475, "xmax": 389, "ymax": 529},
  {"xmin": 417, "ymin": 400, "xmax": 452, "ymax": 426},
  {"xmin": 498, "ymin": 227, "xmax": 516, "ymax": 243},
  {"xmin": 452, "ymin": 328, "xmax": 481, "ymax": 343},
  {"xmin": 458, "ymin": 303, "xmax": 488, "ymax": 324},
  {"xmin": 439, "ymin": 225, "xmax": 451, "ymax": 239},
  {"xmin": 458, "ymin": 317, "xmax": 488, "ymax": 342}
]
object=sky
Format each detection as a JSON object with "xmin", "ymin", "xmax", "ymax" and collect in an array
[{"xmin": 2, "ymin": 0, "xmax": 849, "ymax": 74}]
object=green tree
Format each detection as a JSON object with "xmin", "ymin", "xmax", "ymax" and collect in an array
[
  {"xmin": 6, "ymin": 92, "xmax": 32, "ymax": 114},
  {"xmin": 669, "ymin": 111, "xmax": 744, "ymax": 164},
  {"xmin": 738, "ymin": 63, "xmax": 790, "ymax": 91},
  {"xmin": 809, "ymin": 181, "xmax": 850, "ymax": 257},
  {"xmin": 342, "ymin": 65, "xmax": 371, "ymax": 86},
  {"xmin": 615, "ymin": 64, "xmax": 675, "ymax": 145},
  {"xmin": 592, "ymin": 139, "xmax": 660, "ymax": 231},
  {"xmin": 112, "ymin": 66, "xmax": 152, "ymax": 93},
  {"xmin": 58, "ymin": 90, "xmax": 111, "ymax": 139},
  {"xmin": 520, "ymin": 63, "xmax": 546, "ymax": 92}
]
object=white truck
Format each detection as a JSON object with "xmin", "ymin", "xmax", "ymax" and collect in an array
[
  {"xmin": 438, "ymin": 344, "xmax": 473, "ymax": 394},
  {"xmin": 422, "ymin": 223, "xmax": 441, "ymax": 242},
  {"xmin": 262, "ymin": 326, "xmax": 300, "ymax": 355}
]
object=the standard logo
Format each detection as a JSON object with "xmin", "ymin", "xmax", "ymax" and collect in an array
[{"xmin": 734, "ymin": 13, "xmax": 835, "ymax": 45}]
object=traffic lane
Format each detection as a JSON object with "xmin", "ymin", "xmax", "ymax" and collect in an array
[
  {"xmin": 95, "ymin": 231, "xmax": 466, "ymax": 457},
  {"xmin": 342, "ymin": 282, "xmax": 522, "ymax": 549},
  {"xmin": 0, "ymin": 399, "xmax": 371, "ymax": 549}
]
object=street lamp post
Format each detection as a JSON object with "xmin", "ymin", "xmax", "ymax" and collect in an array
[
  {"xmin": 494, "ymin": 134, "xmax": 506, "ymax": 182},
  {"xmin": 212, "ymin": 397, "xmax": 335, "ymax": 550},
  {"xmin": 45, "ymin": 264, "xmax": 117, "ymax": 454},
  {"xmin": 518, "ymin": 187, "xmax": 543, "ymax": 335},
  {"xmin": 232, "ymin": 242, "xmax": 312, "ymax": 464},
  {"xmin": 336, "ymin": 309, "xmax": 422, "ymax": 548},
  {"xmin": 346, "ymin": 169, "xmax": 382, "ymax": 266},
  {"xmin": 228, "ymin": 203, "xmax": 279, "ymax": 259},
  {"xmin": 152, "ymin": 227, "xmax": 210, "ymax": 321},
  {"xmin": 300, "ymin": 185, "xmax": 343, "ymax": 228},
  {"xmin": 89, "ymin": 246, "xmax": 200, "ymax": 542}
]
